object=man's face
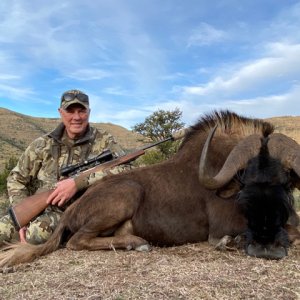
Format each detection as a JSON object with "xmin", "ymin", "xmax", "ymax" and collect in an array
[{"xmin": 59, "ymin": 104, "xmax": 90, "ymax": 139}]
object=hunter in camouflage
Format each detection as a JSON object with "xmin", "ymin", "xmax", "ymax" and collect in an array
[{"xmin": 0, "ymin": 90, "xmax": 129, "ymax": 246}]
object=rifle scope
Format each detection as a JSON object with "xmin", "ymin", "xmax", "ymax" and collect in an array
[{"xmin": 60, "ymin": 149, "xmax": 114, "ymax": 177}]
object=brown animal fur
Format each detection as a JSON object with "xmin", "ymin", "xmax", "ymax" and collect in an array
[{"xmin": 0, "ymin": 110, "xmax": 299, "ymax": 267}]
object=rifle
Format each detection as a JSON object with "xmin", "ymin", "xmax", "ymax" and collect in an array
[
  {"xmin": 60, "ymin": 149, "xmax": 115, "ymax": 177},
  {"xmin": 8, "ymin": 129, "xmax": 187, "ymax": 230}
]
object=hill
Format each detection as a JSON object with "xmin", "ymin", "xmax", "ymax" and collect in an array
[
  {"xmin": 265, "ymin": 115, "xmax": 300, "ymax": 143},
  {"xmin": 0, "ymin": 108, "xmax": 300, "ymax": 172},
  {"xmin": 0, "ymin": 108, "xmax": 142, "ymax": 171}
]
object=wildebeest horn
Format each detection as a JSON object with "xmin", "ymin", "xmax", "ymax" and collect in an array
[
  {"xmin": 199, "ymin": 125, "xmax": 263, "ymax": 189},
  {"xmin": 268, "ymin": 133, "xmax": 300, "ymax": 178}
]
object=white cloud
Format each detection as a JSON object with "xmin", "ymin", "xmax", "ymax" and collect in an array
[
  {"xmin": 187, "ymin": 23, "xmax": 228, "ymax": 47},
  {"xmin": 183, "ymin": 42, "xmax": 300, "ymax": 96},
  {"xmin": 173, "ymin": 83, "xmax": 300, "ymax": 126},
  {"xmin": 223, "ymin": 84, "xmax": 300, "ymax": 118},
  {"xmin": 0, "ymin": 84, "xmax": 35, "ymax": 99},
  {"xmin": 66, "ymin": 69, "xmax": 111, "ymax": 81},
  {"xmin": 1, "ymin": 1, "xmax": 300, "ymax": 129},
  {"xmin": 92, "ymin": 107, "xmax": 152, "ymax": 129},
  {"xmin": 102, "ymin": 87, "xmax": 130, "ymax": 96},
  {"xmin": 0, "ymin": 74, "xmax": 20, "ymax": 80}
]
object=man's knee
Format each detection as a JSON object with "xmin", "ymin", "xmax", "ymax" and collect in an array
[
  {"xmin": 26, "ymin": 210, "xmax": 62, "ymax": 245},
  {"xmin": 26, "ymin": 222, "xmax": 53, "ymax": 244}
]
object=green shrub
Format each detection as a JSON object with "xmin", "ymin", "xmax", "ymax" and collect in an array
[
  {"xmin": 134, "ymin": 149, "xmax": 166, "ymax": 166},
  {"xmin": 0, "ymin": 156, "xmax": 18, "ymax": 195},
  {"xmin": 0, "ymin": 170, "xmax": 10, "ymax": 195},
  {"xmin": 132, "ymin": 108, "xmax": 185, "ymax": 164}
]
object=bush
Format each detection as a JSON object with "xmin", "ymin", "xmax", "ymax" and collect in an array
[
  {"xmin": 0, "ymin": 156, "xmax": 18, "ymax": 195},
  {"xmin": 134, "ymin": 149, "xmax": 167, "ymax": 166},
  {"xmin": 0, "ymin": 170, "xmax": 10, "ymax": 195},
  {"xmin": 132, "ymin": 108, "xmax": 185, "ymax": 165}
]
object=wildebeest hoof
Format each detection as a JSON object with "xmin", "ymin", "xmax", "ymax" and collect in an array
[
  {"xmin": 234, "ymin": 234, "xmax": 247, "ymax": 249},
  {"xmin": 135, "ymin": 244, "xmax": 151, "ymax": 252},
  {"xmin": 215, "ymin": 235, "xmax": 236, "ymax": 251}
]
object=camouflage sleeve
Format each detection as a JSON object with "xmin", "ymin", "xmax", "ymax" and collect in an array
[
  {"xmin": 6, "ymin": 137, "xmax": 45, "ymax": 205},
  {"xmin": 74, "ymin": 132, "xmax": 133, "ymax": 190},
  {"xmin": 89, "ymin": 130, "xmax": 126, "ymax": 158}
]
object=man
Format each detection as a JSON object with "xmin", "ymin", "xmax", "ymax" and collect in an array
[{"xmin": 0, "ymin": 89, "xmax": 129, "ymax": 246}]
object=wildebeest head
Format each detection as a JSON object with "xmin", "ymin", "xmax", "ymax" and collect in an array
[
  {"xmin": 236, "ymin": 137, "xmax": 295, "ymax": 259},
  {"xmin": 199, "ymin": 126, "xmax": 300, "ymax": 259}
]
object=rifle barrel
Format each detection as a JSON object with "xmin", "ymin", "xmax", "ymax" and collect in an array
[{"xmin": 141, "ymin": 137, "xmax": 173, "ymax": 151}]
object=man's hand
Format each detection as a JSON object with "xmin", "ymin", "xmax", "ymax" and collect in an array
[
  {"xmin": 46, "ymin": 178, "xmax": 77, "ymax": 207},
  {"xmin": 19, "ymin": 227, "xmax": 27, "ymax": 243}
]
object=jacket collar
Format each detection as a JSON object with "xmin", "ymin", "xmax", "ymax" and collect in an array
[{"xmin": 48, "ymin": 123, "xmax": 95, "ymax": 145}]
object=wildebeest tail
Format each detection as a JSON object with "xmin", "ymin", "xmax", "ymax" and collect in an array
[{"xmin": 0, "ymin": 219, "xmax": 66, "ymax": 268}]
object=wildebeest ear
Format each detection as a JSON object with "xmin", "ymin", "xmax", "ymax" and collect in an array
[{"xmin": 216, "ymin": 180, "xmax": 241, "ymax": 199}]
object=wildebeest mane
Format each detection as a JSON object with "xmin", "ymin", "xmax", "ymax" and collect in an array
[{"xmin": 180, "ymin": 110, "xmax": 274, "ymax": 148}]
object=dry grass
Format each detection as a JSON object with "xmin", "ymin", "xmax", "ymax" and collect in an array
[
  {"xmin": 0, "ymin": 243, "xmax": 299, "ymax": 300},
  {"xmin": 267, "ymin": 116, "xmax": 300, "ymax": 144}
]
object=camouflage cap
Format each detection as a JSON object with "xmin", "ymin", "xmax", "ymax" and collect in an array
[{"xmin": 60, "ymin": 90, "xmax": 89, "ymax": 110}]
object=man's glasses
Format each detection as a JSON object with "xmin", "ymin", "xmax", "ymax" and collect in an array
[{"xmin": 62, "ymin": 93, "xmax": 89, "ymax": 103}]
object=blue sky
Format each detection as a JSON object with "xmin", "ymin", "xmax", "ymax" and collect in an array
[{"xmin": 1, "ymin": 0, "xmax": 300, "ymax": 129}]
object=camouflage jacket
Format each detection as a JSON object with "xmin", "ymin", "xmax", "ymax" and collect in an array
[{"xmin": 7, "ymin": 123, "xmax": 128, "ymax": 206}]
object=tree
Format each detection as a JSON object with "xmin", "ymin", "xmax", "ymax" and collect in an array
[{"xmin": 132, "ymin": 108, "xmax": 185, "ymax": 165}]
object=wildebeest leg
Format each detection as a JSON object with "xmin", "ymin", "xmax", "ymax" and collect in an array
[
  {"xmin": 209, "ymin": 234, "xmax": 246, "ymax": 251},
  {"xmin": 65, "ymin": 180, "xmax": 150, "ymax": 251},
  {"xmin": 66, "ymin": 231, "xmax": 150, "ymax": 251}
]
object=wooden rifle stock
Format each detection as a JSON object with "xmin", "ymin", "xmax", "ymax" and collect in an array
[
  {"xmin": 8, "ymin": 190, "xmax": 54, "ymax": 230},
  {"xmin": 8, "ymin": 149, "xmax": 145, "ymax": 230}
]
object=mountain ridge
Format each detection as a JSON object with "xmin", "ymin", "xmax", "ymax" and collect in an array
[{"xmin": 0, "ymin": 107, "xmax": 300, "ymax": 171}]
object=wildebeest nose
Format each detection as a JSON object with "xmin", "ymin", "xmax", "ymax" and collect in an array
[{"xmin": 246, "ymin": 243, "xmax": 287, "ymax": 260}]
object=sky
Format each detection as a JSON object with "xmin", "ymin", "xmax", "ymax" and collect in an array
[{"xmin": 0, "ymin": 0, "xmax": 300, "ymax": 129}]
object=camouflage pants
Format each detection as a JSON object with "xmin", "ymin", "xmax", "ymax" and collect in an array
[{"xmin": 0, "ymin": 206, "xmax": 63, "ymax": 247}]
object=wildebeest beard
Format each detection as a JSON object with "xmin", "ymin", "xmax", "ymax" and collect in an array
[{"xmin": 236, "ymin": 137, "xmax": 295, "ymax": 259}]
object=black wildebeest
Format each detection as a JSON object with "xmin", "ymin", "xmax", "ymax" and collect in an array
[{"xmin": 0, "ymin": 110, "xmax": 299, "ymax": 267}]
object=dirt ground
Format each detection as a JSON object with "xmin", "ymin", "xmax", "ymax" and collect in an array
[{"xmin": 0, "ymin": 242, "xmax": 299, "ymax": 300}]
